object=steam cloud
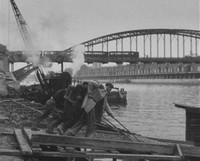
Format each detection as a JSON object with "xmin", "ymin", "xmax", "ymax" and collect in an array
[
  {"xmin": 24, "ymin": 44, "xmax": 52, "ymax": 68},
  {"xmin": 69, "ymin": 45, "xmax": 85, "ymax": 76},
  {"xmin": 25, "ymin": 50, "xmax": 40, "ymax": 67}
]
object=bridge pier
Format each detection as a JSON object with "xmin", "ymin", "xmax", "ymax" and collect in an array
[
  {"xmin": 0, "ymin": 44, "xmax": 9, "ymax": 72},
  {"xmin": 61, "ymin": 62, "xmax": 64, "ymax": 72}
]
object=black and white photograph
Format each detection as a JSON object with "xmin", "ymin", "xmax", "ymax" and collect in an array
[{"xmin": 0, "ymin": 0, "xmax": 200, "ymax": 160}]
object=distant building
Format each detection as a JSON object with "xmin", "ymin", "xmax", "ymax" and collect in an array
[{"xmin": 92, "ymin": 62, "xmax": 101, "ymax": 68}]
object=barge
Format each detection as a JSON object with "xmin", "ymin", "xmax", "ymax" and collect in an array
[{"xmin": 107, "ymin": 87, "xmax": 127, "ymax": 106}]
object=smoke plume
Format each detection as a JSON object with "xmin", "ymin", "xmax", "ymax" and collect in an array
[
  {"xmin": 69, "ymin": 45, "xmax": 85, "ymax": 76},
  {"xmin": 24, "ymin": 45, "xmax": 52, "ymax": 68},
  {"xmin": 25, "ymin": 50, "xmax": 40, "ymax": 67}
]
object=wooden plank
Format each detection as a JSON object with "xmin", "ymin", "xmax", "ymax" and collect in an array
[
  {"xmin": 0, "ymin": 131, "xmax": 14, "ymax": 135},
  {"xmin": 0, "ymin": 149, "xmax": 21, "ymax": 156},
  {"xmin": 31, "ymin": 133, "xmax": 175, "ymax": 155},
  {"xmin": 14, "ymin": 129, "xmax": 32, "ymax": 156},
  {"xmin": 95, "ymin": 129, "xmax": 123, "ymax": 135},
  {"xmin": 22, "ymin": 127, "xmax": 43, "ymax": 153},
  {"xmin": 87, "ymin": 153, "xmax": 182, "ymax": 160},
  {"xmin": 176, "ymin": 144, "xmax": 183, "ymax": 157},
  {"xmin": 33, "ymin": 150, "xmax": 182, "ymax": 160},
  {"xmin": 147, "ymin": 137, "xmax": 195, "ymax": 146},
  {"xmin": 21, "ymin": 127, "xmax": 32, "ymax": 145},
  {"xmin": 32, "ymin": 145, "xmax": 42, "ymax": 153},
  {"xmin": 123, "ymin": 132, "xmax": 140, "ymax": 142},
  {"xmin": 33, "ymin": 151, "xmax": 86, "ymax": 158},
  {"xmin": 181, "ymin": 145, "xmax": 200, "ymax": 158},
  {"xmin": 22, "ymin": 128, "xmax": 32, "ymax": 141}
]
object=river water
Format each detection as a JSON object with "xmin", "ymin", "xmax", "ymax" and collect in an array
[{"xmin": 109, "ymin": 83, "xmax": 200, "ymax": 141}]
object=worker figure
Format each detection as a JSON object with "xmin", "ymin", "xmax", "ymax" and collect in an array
[
  {"xmin": 31, "ymin": 88, "xmax": 67, "ymax": 131},
  {"xmin": 46, "ymin": 84, "xmax": 86, "ymax": 134},
  {"xmin": 56, "ymin": 82, "xmax": 88, "ymax": 135},
  {"xmin": 64, "ymin": 81, "xmax": 114, "ymax": 137}
]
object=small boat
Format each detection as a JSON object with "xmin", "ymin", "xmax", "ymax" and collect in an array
[{"xmin": 107, "ymin": 87, "xmax": 127, "ymax": 106}]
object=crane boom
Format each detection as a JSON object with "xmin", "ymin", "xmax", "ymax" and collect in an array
[
  {"xmin": 10, "ymin": 0, "xmax": 38, "ymax": 52},
  {"xmin": 9, "ymin": 0, "xmax": 45, "ymax": 82}
]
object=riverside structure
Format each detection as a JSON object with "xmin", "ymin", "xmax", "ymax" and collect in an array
[{"xmin": 74, "ymin": 62, "xmax": 200, "ymax": 85}]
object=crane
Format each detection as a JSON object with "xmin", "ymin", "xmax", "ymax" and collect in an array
[
  {"xmin": 9, "ymin": 0, "xmax": 46, "ymax": 84},
  {"xmin": 10, "ymin": 0, "xmax": 38, "ymax": 52}
]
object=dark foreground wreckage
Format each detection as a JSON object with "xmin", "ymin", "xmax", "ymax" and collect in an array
[
  {"xmin": 0, "ymin": 97, "xmax": 200, "ymax": 161},
  {"xmin": 17, "ymin": 68, "xmax": 72, "ymax": 105}
]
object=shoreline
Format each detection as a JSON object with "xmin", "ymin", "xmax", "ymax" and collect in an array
[{"xmin": 75, "ymin": 78, "xmax": 200, "ymax": 86}]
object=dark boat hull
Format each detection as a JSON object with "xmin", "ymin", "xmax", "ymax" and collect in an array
[{"xmin": 107, "ymin": 89, "xmax": 127, "ymax": 106}]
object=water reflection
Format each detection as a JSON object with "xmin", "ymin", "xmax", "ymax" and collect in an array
[{"xmin": 110, "ymin": 84, "xmax": 200, "ymax": 141}]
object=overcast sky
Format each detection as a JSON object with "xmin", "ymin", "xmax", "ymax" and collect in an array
[{"xmin": 0, "ymin": 0, "xmax": 199, "ymax": 51}]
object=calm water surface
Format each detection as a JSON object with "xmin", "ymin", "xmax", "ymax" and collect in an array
[{"xmin": 109, "ymin": 83, "xmax": 200, "ymax": 141}]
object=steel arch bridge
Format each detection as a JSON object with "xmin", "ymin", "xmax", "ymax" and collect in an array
[
  {"xmin": 63, "ymin": 28, "xmax": 200, "ymax": 64},
  {"xmin": 8, "ymin": 29, "xmax": 200, "ymax": 64},
  {"xmin": 7, "ymin": 28, "xmax": 200, "ymax": 81}
]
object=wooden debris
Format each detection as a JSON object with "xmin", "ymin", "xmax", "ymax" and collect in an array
[
  {"xmin": 14, "ymin": 129, "xmax": 32, "ymax": 155},
  {"xmin": 86, "ymin": 153, "xmax": 182, "ymax": 160},
  {"xmin": 29, "ymin": 129, "xmax": 176, "ymax": 155},
  {"xmin": 0, "ymin": 99, "xmax": 200, "ymax": 161}
]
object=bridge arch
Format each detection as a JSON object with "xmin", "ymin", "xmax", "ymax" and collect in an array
[
  {"xmin": 8, "ymin": 29, "xmax": 200, "ymax": 66},
  {"xmin": 64, "ymin": 29, "xmax": 200, "ymax": 64}
]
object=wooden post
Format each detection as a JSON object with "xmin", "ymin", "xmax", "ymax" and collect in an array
[{"xmin": 185, "ymin": 110, "xmax": 191, "ymax": 141}]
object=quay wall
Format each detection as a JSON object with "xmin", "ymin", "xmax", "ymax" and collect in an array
[
  {"xmin": 76, "ymin": 78, "xmax": 200, "ymax": 85},
  {"xmin": 74, "ymin": 63, "xmax": 200, "ymax": 85}
]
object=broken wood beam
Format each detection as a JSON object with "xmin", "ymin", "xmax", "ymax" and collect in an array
[
  {"xmin": 33, "ymin": 150, "xmax": 86, "ymax": 158},
  {"xmin": 86, "ymin": 153, "xmax": 182, "ymax": 160},
  {"xmin": 14, "ymin": 129, "xmax": 32, "ymax": 156},
  {"xmin": 31, "ymin": 133, "xmax": 175, "ymax": 155},
  {"xmin": 181, "ymin": 145, "xmax": 200, "ymax": 158}
]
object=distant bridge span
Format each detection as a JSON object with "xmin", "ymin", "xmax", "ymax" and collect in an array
[
  {"xmin": 81, "ymin": 29, "xmax": 200, "ymax": 46},
  {"xmin": 9, "ymin": 29, "xmax": 200, "ymax": 64}
]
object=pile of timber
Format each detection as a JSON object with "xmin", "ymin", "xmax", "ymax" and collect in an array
[{"xmin": 0, "ymin": 126, "xmax": 199, "ymax": 161}]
